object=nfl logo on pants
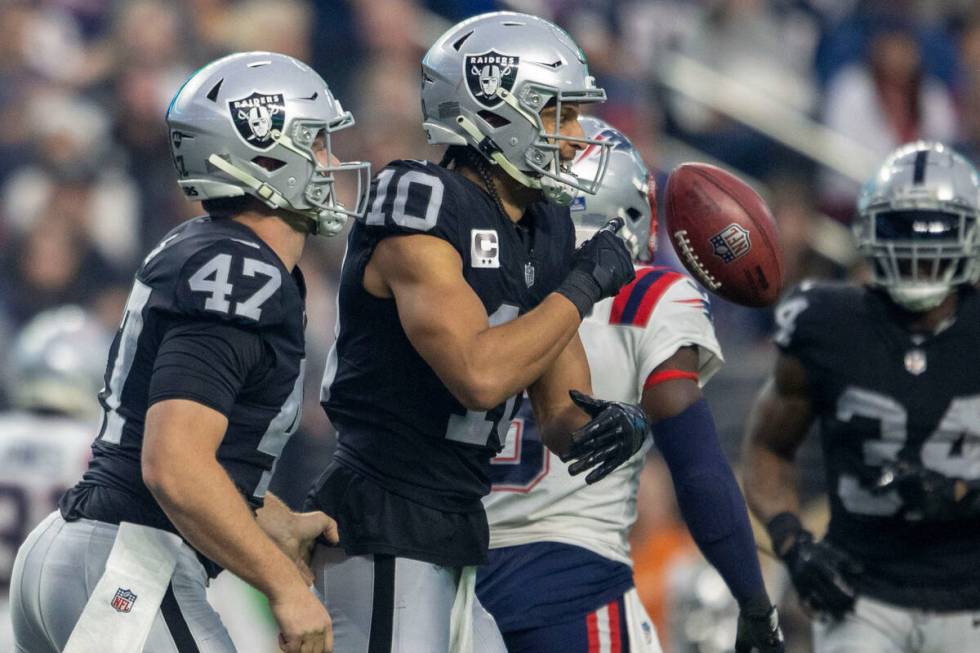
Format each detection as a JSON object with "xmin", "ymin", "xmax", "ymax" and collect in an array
[{"xmin": 111, "ymin": 587, "xmax": 138, "ymax": 613}]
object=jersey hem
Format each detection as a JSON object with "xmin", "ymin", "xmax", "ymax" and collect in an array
[
  {"xmin": 487, "ymin": 533, "xmax": 634, "ymax": 568},
  {"xmin": 146, "ymin": 390, "xmax": 230, "ymax": 417}
]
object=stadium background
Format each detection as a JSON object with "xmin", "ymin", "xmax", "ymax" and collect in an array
[{"xmin": 1, "ymin": 0, "xmax": 978, "ymax": 651}]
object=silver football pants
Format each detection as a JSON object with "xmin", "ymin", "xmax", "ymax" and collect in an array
[
  {"xmin": 312, "ymin": 543, "xmax": 507, "ymax": 653},
  {"xmin": 813, "ymin": 595, "xmax": 980, "ymax": 653},
  {"xmin": 10, "ymin": 511, "xmax": 236, "ymax": 653}
]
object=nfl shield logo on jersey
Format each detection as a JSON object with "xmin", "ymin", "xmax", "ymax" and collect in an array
[
  {"xmin": 229, "ymin": 92, "xmax": 285, "ymax": 150},
  {"xmin": 465, "ymin": 51, "xmax": 519, "ymax": 108},
  {"xmin": 111, "ymin": 588, "xmax": 138, "ymax": 613},
  {"xmin": 710, "ymin": 223, "xmax": 752, "ymax": 263},
  {"xmin": 904, "ymin": 349, "xmax": 927, "ymax": 375}
]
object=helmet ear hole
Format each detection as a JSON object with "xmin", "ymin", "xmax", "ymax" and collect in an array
[
  {"xmin": 251, "ymin": 156, "xmax": 287, "ymax": 172},
  {"xmin": 477, "ymin": 110, "xmax": 510, "ymax": 127}
]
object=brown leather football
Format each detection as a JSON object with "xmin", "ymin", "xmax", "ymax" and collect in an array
[{"xmin": 665, "ymin": 163, "xmax": 784, "ymax": 307}]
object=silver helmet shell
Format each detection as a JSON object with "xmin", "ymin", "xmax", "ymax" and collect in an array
[
  {"xmin": 570, "ymin": 117, "xmax": 656, "ymax": 261},
  {"xmin": 166, "ymin": 51, "xmax": 370, "ymax": 236},
  {"xmin": 855, "ymin": 141, "xmax": 980, "ymax": 311},
  {"xmin": 421, "ymin": 12, "xmax": 611, "ymax": 205},
  {"xmin": 5, "ymin": 306, "xmax": 111, "ymax": 421}
]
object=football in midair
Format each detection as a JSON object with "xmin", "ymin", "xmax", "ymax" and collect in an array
[{"xmin": 665, "ymin": 163, "xmax": 783, "ymax": 307}]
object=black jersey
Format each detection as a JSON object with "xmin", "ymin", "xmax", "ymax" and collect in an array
[
  {"xmin": 774, "ymin": 282, "xmax": 980, "ymax": 610},
  {"xmin": 311, "ymin": 159, "xmax": 574, "ymax": 566},
  {"xmin": 61, "ymin": 216, "xmax": 306, "ymax": 574}
]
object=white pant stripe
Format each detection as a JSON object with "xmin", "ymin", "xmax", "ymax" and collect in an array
[{"xmin": 596, "ymin": 604, "xmax": 612, "ymax": 653}]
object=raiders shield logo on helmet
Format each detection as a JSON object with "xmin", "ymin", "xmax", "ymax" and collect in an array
[
  {"xmin": 229, "ymin": 92, "xmax": 285, "ymax": 150},
  {"xmin": 465, "ymin": 51, "xmax": 519, "ymax": 109}
]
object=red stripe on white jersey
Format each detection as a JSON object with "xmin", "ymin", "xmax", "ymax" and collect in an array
[
  {"xmin": 609, "ymin": 267, "xmax": 656, "ymax": 324},
  {"xmin": 632, "ymin": 273, "xmax": 683, "ymax": 326}
]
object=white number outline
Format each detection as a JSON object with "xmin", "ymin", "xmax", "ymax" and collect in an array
[
  {"xmin": 773, "ymin": 295, "xmax": 809, "ymax": 347},
  {"xmin": 835, "ymin": 386, "xmax": 980, "ymax": 517},
  {"xmin": 365, "ymin": 168, "xmax": 444, "ymax": 232},
  {"xmin": 188, "ymin": 253, "xmax": 233, "ymax": 313},
  {"xmin": 188, "ymin": 254, "xmax": 281, "ymax": 320},
  {"xmin": 445, "ymin": 304, "xmax": 520, "ymax": 446},
  {"xmin": 237, "ymin": 259, "xmax": 282, "ymax": 320}
]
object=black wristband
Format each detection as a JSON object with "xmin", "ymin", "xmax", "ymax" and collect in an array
[
  {"xmin": 555, "ymin": 269, "xmax": 602, "ymax": 319},
  {"xmin": 766, "ymin": 512, "xmax": 803, "ymax": 558}
]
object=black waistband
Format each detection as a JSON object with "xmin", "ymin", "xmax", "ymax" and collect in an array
[
  {"xmin": 60, "ymin": 482, "xmax": 224, "ymax": 578},
  {"xmin": 306, "ymin": 458, "xmax": 489, "ymax": 567}
]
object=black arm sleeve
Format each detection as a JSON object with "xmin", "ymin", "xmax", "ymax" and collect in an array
[{"xmin": 148, "ymin": 320, "xmax": 265, "ymax": 416}]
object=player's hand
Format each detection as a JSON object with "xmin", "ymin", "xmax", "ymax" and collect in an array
[
  {"xmin": 735, "ymin": 596, "xmax": 784, "ymax": 653},
  {"xmin": 779, "ymin": 530, "xmax": 862, "ymax": 619},
  {"xmin": 556, "ymin": 218, "xmax": 635, "ymax": 317},
  {"xmin": 260, "ymin": 502, "xmax": 338, "ymax": 585},
  {"xmin": 270, "ymin": 584, "xmax": 333, "ymax": 653},
  {"xmin": 572, "ymin": 218, "xmax": 635, "ymax": 299},
  {"xmin": 562, "ymin": 390, "xmax": 650, "ymax": 484},
  {"xmin": 286, "ymin": 511, "xmax": 339, "ymax": 584},
  {"xmin": 875, "ymin": 460, "xmax": 971, "ymax": 520}
]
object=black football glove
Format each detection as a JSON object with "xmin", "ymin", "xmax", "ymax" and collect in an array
[
  {"xmin": 735, "ymin": 596, "xmax": 784, "ymax": 653},
  {"xmin": 874, "ymin": 460, "xmax": 977, "ymax": 521},
  {"xmin": 556, "ymin": 218, "xmax": 635, "ymax": 318},
  {"xmin": 767, "ymin": 514, "xmax": 862, "ymax": 619},
  {"xmin": 562, "ymin": 390, "xmax": 650, "ymax": 484}
]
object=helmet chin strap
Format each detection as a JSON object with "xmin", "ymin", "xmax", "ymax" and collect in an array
[
  {"xmin": 206, "ymin": 154, "xmax": 347, "ymax": 236},
  {"xmin": 886, "ymin": 284, "xmax": 951, "ymax": 312},
  {"xmin": 455, "ymin": 114, "xmax": 576, "ymax": 206}
]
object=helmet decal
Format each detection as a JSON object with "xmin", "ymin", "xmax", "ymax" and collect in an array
[
  {"xmin": 422, "ymin": 13, "xmax": 610, "ymax": 204},
  {"xmin": 855, "ymin": 141, "xmax": 980, "ymax": 311},
  {"xmin": 229, "ymin": 91, "xmax": 285, "ymax": 150},
  {"xmin": 465, "ymin": 51, "xmax": 519, "ymax": 109},
  {"xmin": 574, "ymin": 128, "xmax": 631, "ymax": 164},
  {"xmin": 166, "ymin": 52, "xmax": 371, "ymax": 235}
]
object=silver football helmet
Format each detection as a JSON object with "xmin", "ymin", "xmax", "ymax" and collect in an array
[
  {"xmin": 166, "ymin": 51, "xmax": 370, "ymax": 236},
  {"xmin": 570, "ymin": 117, "xmax": 656, "ymax": 261},
  {"xmin": 421, "ymin": 12, "xmax": 611, "ymax": 205},
  {"xmin": 855, "ymin": 141, "xmax": 980, "ymax": 311},
  {"xmin": 5, "ymin": 306, "xmax": 111, "ymax": 421}
]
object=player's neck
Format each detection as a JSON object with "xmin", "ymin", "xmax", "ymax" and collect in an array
[
  {"xmin": 457, "ymin": 164, "xmax": 539, "ymax": 223},
  {"xmin": 908, "ymin": 290, "xmax": 958, "ymax": 333},
  {"xmin": 231, "ymin": 212, "xmax": 306, "ymax": 270}
]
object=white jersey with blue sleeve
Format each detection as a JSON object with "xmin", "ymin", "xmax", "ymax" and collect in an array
[{"xmin": 483, "ymin": 266, "xmax": 723, "ymax": 565}]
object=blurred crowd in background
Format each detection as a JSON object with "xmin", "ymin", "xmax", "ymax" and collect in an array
[{"xmin": 2, "ymin": 1, "xmax": 979, "ymax": 651}]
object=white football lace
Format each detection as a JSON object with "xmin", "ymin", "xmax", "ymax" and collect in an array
[{"xmin": 673, "ymin": 229, "xmax": 721, "ymax": 291}]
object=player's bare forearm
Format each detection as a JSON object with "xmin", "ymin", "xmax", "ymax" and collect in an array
[
  {"xmin": 741, "ymin": 354, "xmax": 814, "ymax": 526},
  {"xmin": 143, "ymin": 399, "xmax": 310, "ymax": 602},
  {"xmin": 375, "ymin": 234, "xmax": 581, "ymax": 410},
  {"xmin": 529, "ymin": 334, "xmax": 592, "ymax": 456},
  {"xmin": 466, "ymin": 292, "xmax": 582, "ymax": 402}
]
